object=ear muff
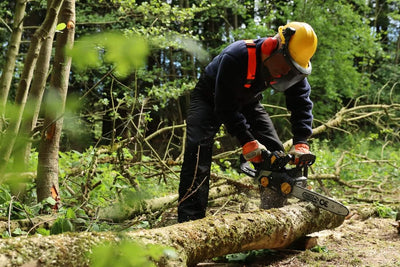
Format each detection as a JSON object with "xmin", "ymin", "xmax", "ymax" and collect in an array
[{"xmin": 261, "ymin": 37, "xmax": 278, "ymax": 57}]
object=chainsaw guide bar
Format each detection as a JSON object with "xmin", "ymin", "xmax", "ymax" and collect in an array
[{"xmin": 240, "ymin": 150, "xmax": 349, "ymax": 216}]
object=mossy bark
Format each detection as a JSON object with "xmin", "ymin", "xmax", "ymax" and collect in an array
[
  {"xmin": 0, "ymin": 203, "xmax": 345, "ymax": 266},
  {"xmin": 131, "ymin": 202, "xmax": 345, "ymax": 266},
  {"xmin": 98, "ymin": 184, "xmax": 238, "ymax": 222}
]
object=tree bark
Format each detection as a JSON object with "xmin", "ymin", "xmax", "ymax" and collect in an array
[
  {"xmin": 36, "ymin": 0, "xmax": 75, "ymax": 204},
  {"xmin": 0, "ymin": 0, "xmax": 65, "ymax": 180},
  {"xmin": 0, "ymin": 203, "xmax": 345, "ymax": 266},
  {"xmin": 0, "ymin": 0, "xmax": 26, "ymax": 130},
  {"xmin": 14, "ymin": 0, "xmax": 57, "ymax": 169},
  {"xmin": 10, "ymin": 1, "xmax": 58, "ymax": 199}
]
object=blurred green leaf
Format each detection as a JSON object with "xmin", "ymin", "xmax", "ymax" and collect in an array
[
  {"xmin": 90, "ymin": 240, "xmax": 174, "ymax": 267},
  {"xmin": 36, "ymin": 228, "xmax": 50, "ymax": 236},
  {"xmin": 56, "ymin": 23, "xmax": 66, "ymax": 31},
  {"xmin": 12, "ymin": 228, "xmax": 28, "ymax": 236},
  {"xmin": 66, "ymin": 208, "xmax": 77, "ymax": 219},
  {"xmin": 50, "ymin": 218, "xmax": 75, "ymax": 235},
  {"xmin": 67, "ymin": 32, "xmax": 149, "ymax": 78},
  {"xmin": 44, "ymin": 197, "xmax": 56, "ymax": 206}
]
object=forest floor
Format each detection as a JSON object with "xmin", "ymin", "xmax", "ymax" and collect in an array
[
  {"xmin": 158, "ymin": 178, "xmax": 400, "ymax": 267},
  {"xmin": 194, "ymin": 207, "xmax": 400, "ymax": 267},
  {"xmin": 149, "ymin": 173, "xmax": 400, "ymax": 267},
  {"xmin": 186, "ymin": 172, "xmax": 400, "ymax": 267},
  {"xmin": 155, "ymin": 192, "xmax": 399, "ymax": 267}
]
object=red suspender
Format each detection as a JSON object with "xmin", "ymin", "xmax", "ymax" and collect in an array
[{"xmin": 244, "ymin": 39, "xmax": 256, "ymax": 88}]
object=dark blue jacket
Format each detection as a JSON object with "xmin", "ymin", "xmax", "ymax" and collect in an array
[{"xmin": 202, "ymin": 38, "xmax": 313, "ymax": 145}]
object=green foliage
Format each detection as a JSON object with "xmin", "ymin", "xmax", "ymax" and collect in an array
[
  {"xmin": 311, "ymin": 245, "xmax": 329, "ymax": 253},
  {"xmin": 63, "ymin": 0, "xmax": 398, "ymax": 150},
  {"xmin": 2, "ymin": 0, "xmax": 399, "ymax": 152},
  {"xmin": 36, "ymin": 227, "xmax": 50, "ymax": 236},
  {"xmin": 147, "ymin": 79, "xmax": 197, "ymax": 108},
  {"xmin": 57, "ymin": 146, "xmax": 181, "ymax": 225},
  {"xmin": 67, "ymin": 32, "xmax": 149, "ymax": 77},
  {"xmin": 211, "ymin": 160, "xmax": 241, "ymax": 179},
  {"xmin": 127, "ymin": 0, "xmax": 209, "ymax": 58},
  {"xmin": 370, "ymin": 64, "xmax": 400, "ymax": 104},
  {"xmin": 310, "ymin": 134, "xmax": 400, "ymax": 202},
  {"xmin": 0, "ymin": 184, "xmax": 41, "ymax": 222},
  {"xmin": 64, "ymin": 1, "xmax": 212, "ymax": 147},
  {"xmin": 0, "ymin": 185, "xmax": 11, "ymax": 206},
  {"xmin": 90, "ymin": 240, "xmax": 176, "ymax": 267},
  {"xmin": 293, "ymin": 0, "xmax": 380, "ymax": 118},
  {"xmin": 0, "ymin": 0, "xmax": 399, "ymax": 245},
  {"xmin": 56, "ymin": 23, "xmax": 67, "ymax": 32},
  {"xmin": 12, "ymin": 227, "xmax": 28, "ymax": 236},
  {"xmin": 50, "ymin": 217, "xmax": 75, "ymax": 235},
  {"xmin": 374, "ymin": 203, "xmax": 397, "ymax": 218}
]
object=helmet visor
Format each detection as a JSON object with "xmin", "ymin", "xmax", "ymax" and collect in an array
[
  {"xmin": 269, "ymin": 59, "xmax": 311, "ymax": 92},
  {"xmin": 268, "ymin": 26, "xmax": 312, "ymax": 92}
]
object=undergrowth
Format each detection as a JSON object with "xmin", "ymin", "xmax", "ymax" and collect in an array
[{"xmin": 0, "ymin": 134, "xmax": 398, "ymax": 238}]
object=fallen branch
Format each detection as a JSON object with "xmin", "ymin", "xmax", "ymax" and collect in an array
[{"xmin": 284, "ymin": 103, "xmax": 400, "ymax": 149}]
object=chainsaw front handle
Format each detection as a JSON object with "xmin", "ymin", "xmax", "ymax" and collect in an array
[{"xmin": 239, "ymin": 149, "xmax": 316, "ymax": 175}]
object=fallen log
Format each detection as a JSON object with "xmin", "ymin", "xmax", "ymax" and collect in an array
[
  {"xmin": 0, "ymin": 214, "xmax": 57, "ymax": 237},
  {"xmin": 0, "ymin": 203, "xmax": 345, "ymax": 266},
  {"xmin": 98, "ymin": 184, "xmax": 240, "ymax": 222}
]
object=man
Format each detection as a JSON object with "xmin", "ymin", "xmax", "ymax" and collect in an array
[{"xmin": 178, "ymin": 22, "xmax": 318, "ymax": 223}]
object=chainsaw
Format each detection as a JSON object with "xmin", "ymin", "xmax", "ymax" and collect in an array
[{"xmin": 240, "ymin": 150, "xmax": 349, "ymax": 216}]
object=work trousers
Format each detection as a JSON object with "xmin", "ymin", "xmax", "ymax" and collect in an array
[{"xmin": 178, "ymin": 85, "xmax": 284, "ymax": 223}]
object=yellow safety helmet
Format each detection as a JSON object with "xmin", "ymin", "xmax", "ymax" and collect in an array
[{"xmin": 278, "ymin": 22, "xmax": 318, "ymax": 70}]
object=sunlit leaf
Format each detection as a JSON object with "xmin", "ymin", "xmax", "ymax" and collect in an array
[
  {"xmin": 67, "ymin": 31, "xmax": 149, "ymax": 78},
  {"xmin": 56, "ymin": 23, "xmax": 66, "ymax": 31}
]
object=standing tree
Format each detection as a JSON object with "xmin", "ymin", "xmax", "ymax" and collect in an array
[
  {"xmin": 13, "ymin": 0, "xmax": 58, "ymax": 171},
  {"xmin": 0, "ymin": 0, "xmax": 65, "ymax": 179},
  {"xmin": 37, "ymin": 0, "xmax": 75, "ymax": 206},
  {"xmin": 0, "ymin": 0, "xmax": 26, "ymax": 131}
]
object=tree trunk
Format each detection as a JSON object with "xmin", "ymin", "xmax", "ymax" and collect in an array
[
  {"xmin": 0, "ymin": 0, "xmax": 65, "ymax": 180},
  {"xmin": 0, "ymin": 0, "xmax": 26, "ymax": 130},
  {"xmin": 138, "ymin": 203, "xmax": 345, "ymax": 266},
  {"xmin": 14, "ymin": 0, "xmax": 57, "ymax": 170},
  {"xmin": 0, "ymin": 203, "xmax": 345, "ymax": 266},
  {"xmin": 36, "ymin": 0, "xmax": 75, "ymax": 205}
]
